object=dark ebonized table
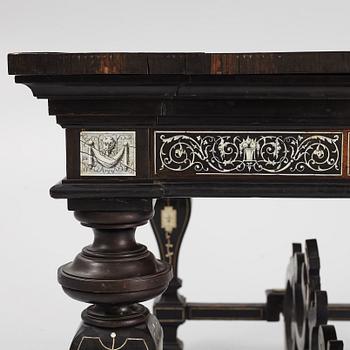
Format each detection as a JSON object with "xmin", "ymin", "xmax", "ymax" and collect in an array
[{"xmin": 8, "ymin": 51, "xmax": 350, "ymax": 350}]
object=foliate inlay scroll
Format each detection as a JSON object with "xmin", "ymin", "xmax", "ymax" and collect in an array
[
  {"xmin": 155, "ymin": 131, "xmax": 342, "ymax": 176},
  {"xmin": 80, "ymin": 131, "xmax": 136, "ymax": 176}
]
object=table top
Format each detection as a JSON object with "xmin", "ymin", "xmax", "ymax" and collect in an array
[{"xmin": 8, "ymin": 51, "xmax": 350, "ymax": 75}]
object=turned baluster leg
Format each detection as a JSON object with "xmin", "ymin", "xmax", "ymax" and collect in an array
[
  {"xmin": 58, "ymin": 199, "xmax": 172, "ymax": 350},
  {"xmin": 151, "ymin": 198, "xmax": 192, "ymax": 350}
]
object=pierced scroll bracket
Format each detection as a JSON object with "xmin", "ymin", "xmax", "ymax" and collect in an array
[{"xmin": 284, "ymin": 239, "xmax": 344, "ymax": 350}]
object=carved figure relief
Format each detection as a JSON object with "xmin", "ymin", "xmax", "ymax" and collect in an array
[
  {"xmin": 80, "ymin": 131, "xmax": 136, "ymax": 176},
  {"xmin": 155, "ymin": 131, "xmax": 342, "ymax": 176}
]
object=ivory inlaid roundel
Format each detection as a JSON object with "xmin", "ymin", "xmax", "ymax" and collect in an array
[
  {"xmin": 155, "ymin": 131, "xmax": 343, "ymax": 176},
  {"xmin": 80, "ymin": 131, "xmax": 136, "ymax": 176}
]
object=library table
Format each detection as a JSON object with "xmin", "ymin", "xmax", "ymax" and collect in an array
[{"xmin": 8, "ymin": 51, "xmax": 350, "ymax": 350}]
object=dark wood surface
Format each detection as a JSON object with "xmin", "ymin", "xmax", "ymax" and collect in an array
[
  {"xmin": 9, "ymin": 51, "xmax": 350, "ymax": 350},
  {"xmin": 284, "ymin": 240, "xmax": 344, "ymax": 350},
  {"xmin": 11, "ymin": 63, "xmax": 350, "ymax": 199},
  {"xmin": 59, "ymin": 202, "xmax": 172, "ymax": 350},
  {"xmin": 8, "ymin": 51, "xmax": 350, "ymax": 75},
  {"xmin": 151, "ymin": 198, "xmax": 191, "ymax": 350}
]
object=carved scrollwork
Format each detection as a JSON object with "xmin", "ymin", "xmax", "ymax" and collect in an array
[
  {"xmin": 155, "ymin": 132, "xmax": 342, "ymax": 176},
  {"xmin": 284, "ymin": 239, "xmax": 343, "ymax": 350}
]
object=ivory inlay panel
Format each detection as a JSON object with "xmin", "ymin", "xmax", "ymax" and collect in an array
[
  {"xmin": 155, "ymin": 131, "xmax": 342, "ymax": 176},
  {"xmin": 80, "ymin": 131, "xmax": 136, "ymax": 176}
]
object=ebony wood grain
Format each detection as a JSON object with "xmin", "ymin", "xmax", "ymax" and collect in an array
[
  {"xmin": 59, "ymin": 202, "xmax": 172, "ymax": 350},
  {"xmin": 9, "ymin": 51, "xmax": 350, "ymax": 350},
  {"xmin": 50, "ymin": 179, "xmax": 350, "ymax": 200},
  {"xmin": 151, "ymin": 198, "xmax": 191, "ymax": 350},
  {"xmin": 8, "ymin": 51, "xmax": 350, "ymax": 75},
  {"xmin": 14, "ymin": 74, "xmax": 350, "ymax": 103},
  {"xmin": 284, "ymin": 240, "xmax": 345, "ymax": 350}
]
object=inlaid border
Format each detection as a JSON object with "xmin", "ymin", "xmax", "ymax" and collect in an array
[{"xmin": 154, "ymin": 131, "xmax": 343, "ymax": 177}]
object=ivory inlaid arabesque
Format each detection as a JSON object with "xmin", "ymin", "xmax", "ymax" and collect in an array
[
  {"xmin": 80, "ymin": 131, "xmax": 136, "ymax": 176},
  {"xmin": 155, "ymin": 131, "xmax": 343, "ymax": 176}
]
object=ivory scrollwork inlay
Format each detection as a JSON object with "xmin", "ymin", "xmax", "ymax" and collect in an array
[{"xmin": 155, "ymin": 131, "xmax": 342, "ymax": 176}]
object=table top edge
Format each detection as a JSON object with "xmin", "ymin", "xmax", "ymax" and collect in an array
[{"xmin": 8, "ymin": 51, "xmax": 350, "ymax": 76}]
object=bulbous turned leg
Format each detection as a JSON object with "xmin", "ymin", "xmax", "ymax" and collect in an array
[{"xmin": 58, "ymin": 207, "xmax": 173, "ymax": 350}]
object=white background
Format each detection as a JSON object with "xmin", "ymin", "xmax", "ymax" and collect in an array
[{"xmin": 1, "ymin": 1, "xmax": 350, "ymax": 349}]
